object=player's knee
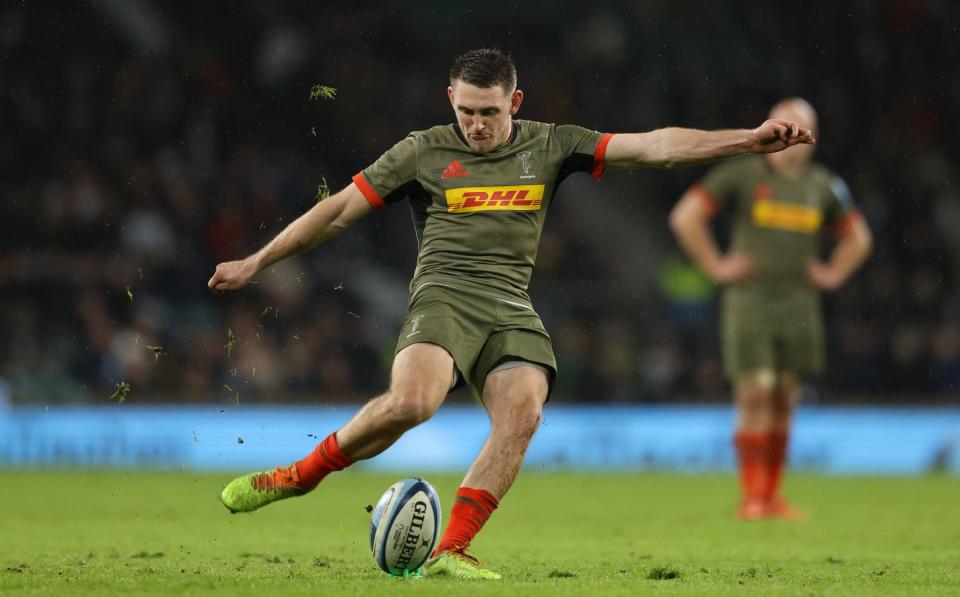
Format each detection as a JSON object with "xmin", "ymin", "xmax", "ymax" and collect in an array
[
  {"xmin": 496, "ymin": 391, "xmax": 544, "ymax": 437},
  {"xmin": 770, "ymin": 391, "xmax": 796, "ymax": 421},
  {"xmin": 382, "ymin": 390, "xmax": 438, "ymax": 428},
  {"xmin": 736, "ymin": 386, "xmax": 771, "ymax": 413}
]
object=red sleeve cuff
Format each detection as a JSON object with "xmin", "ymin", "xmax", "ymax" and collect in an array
[
  {"xmin": 590, "ymin": 133, "xmax": 615, "ymax": 180},
  {"xmin": 352, "ymin": 172, "xmax": 385, "ymax": 212},
  {"xmin": 831, "ymin": 210, "xmax": 862, "ymax": 239},
  {"xmin": 690, "ymin": 184, "xmax": 720, "ymax": 218}
]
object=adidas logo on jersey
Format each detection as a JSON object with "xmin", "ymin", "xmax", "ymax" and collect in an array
[{"xmin": 440, "ymin": 161, "xmax": 468, "ymax": 179}]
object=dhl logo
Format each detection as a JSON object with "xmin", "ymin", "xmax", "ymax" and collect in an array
[
  {"xmin": 752, "ymin": 200, "xmax": 822, "ymax": 234},
  {"xmin": 444, "ymin": 185, "xmax": 544, "ymax": 213}
]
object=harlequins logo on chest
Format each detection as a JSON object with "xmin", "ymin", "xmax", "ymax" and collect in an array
[{"xmin": 517, "ymin": 151, "xmax": 535, "ymax": 179}]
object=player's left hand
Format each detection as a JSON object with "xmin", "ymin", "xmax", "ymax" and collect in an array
[
  {"xmin": 806, "ymin": 259, "xmax": 844, "ymax": 291},
  {"xmin": 751, "ymin": 119, "xmax": 815, "ymax": 153}
]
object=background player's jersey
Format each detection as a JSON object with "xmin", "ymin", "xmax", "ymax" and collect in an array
[
  {"xmin": 352, "ymin": 120, "xmax": 612, "ymax": 299},
  {"xmin": 694, "ymin": 155, "xmax": 860, "ymax": 293}
]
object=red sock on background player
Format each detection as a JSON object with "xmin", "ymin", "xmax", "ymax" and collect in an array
[
  {"xmin": 734, "ymin": 431, "xmax": 769, "ymax": 505},
  {"xmin": 764, "ymin": 430, "xmax": 789, "ymax": 501},
  {"xmin": 433, "ymin": 487, "xmax": 499, "ymax": 555}
]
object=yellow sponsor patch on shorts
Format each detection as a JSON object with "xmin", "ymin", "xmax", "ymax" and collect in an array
[
  {"xmin": 445, "ymin": 185, "xmax": 545, "ymax": 213},
  {"xmin": 752, "ymin": 200, "xmax": 822, "ymax": 234}
]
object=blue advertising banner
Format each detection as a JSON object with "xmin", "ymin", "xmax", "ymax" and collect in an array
[{"xmin": 1, "ymin": 405, "xmax": 958, "ymax": 475}]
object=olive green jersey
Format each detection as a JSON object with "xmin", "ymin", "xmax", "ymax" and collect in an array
[
  {"xmin": 695, "ymin": 155, "xmax": 860, "ymax": 291},
  {"xmin": 352, "ymin": 120, "xmax": 612, "ymax": 299}
]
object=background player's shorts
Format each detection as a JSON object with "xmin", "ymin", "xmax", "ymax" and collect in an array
[
  {"xmin": 395, "ymin": 278, "xmax": 557, "ymax": 399},
  {"xmin": 721, "ymin": 287, "xmax": 825, "ymax": 379}
]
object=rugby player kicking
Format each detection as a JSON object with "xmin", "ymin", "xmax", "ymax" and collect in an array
[
  {"xmin": 670, "ymin": 98, "xmax": 871, "ymax": 521},
  {"xmin": 209, "ymin": 49, "xmax": 814, "ymax": 578}
]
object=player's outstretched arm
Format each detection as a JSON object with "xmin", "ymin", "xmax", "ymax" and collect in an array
[
  {"xmin": 669, "ymin": 189, "xmax": 755, "ymax": 285},
  {"xmin": 605, "ymin": 119, "xmax": 816, "ymax": 169},
  {"xmin": 207, "ymin": 183, "xmax": 372, "ymax": 293}
]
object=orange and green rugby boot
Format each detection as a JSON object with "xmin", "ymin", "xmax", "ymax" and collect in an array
[
  {"xmin": 423, "ymin": 549, "xmax": 500, "ymax": 580},
  {"xmin": 220, "ymin": 465, "xmax": 305, "ymax": 513}
]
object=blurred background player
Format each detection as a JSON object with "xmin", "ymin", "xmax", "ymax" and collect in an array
[
  {"xmin": 669, "ymin": 98, "xmax": 872, "ymax": 520},
  {"xmin": 208, "ymin": 49, "xmax": 814, "ymax": 577}
]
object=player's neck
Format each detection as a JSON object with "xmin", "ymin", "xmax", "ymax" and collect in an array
[{"xmin": 766, "ymin": 155, "xmax": 810, "ymax": 179}]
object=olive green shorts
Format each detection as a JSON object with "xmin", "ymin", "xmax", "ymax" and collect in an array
[
  {"xmin": 395, "ymin": 279, "xmax": 556, "ymax": 398},
  {"xmin": 721, "ymin": 288, "xmax": 825, "ymax": 379}
]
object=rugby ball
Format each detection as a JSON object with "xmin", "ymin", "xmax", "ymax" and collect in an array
[{"xmin": 370, "ymin": 478, "xmax": 441, "ymax": 575}]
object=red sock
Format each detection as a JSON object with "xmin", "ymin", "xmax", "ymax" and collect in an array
[
  {"xmin": 764, "ymin": 431, "xmax": 788, "ymax": 501},
  {"xmin": 734, "ymin": 432, "xmax": 769, "ymax": 503},
  {"xmin": 433, "ymin": 487, "xmax": 499, "ymax": 555},
  {"xmin": 294, "ymin": 432, "xmax": 353, "ymax": 491}
]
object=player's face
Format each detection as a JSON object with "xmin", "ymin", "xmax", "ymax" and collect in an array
[{"xmin": 448, "ymin": 80, "xmax": 523, "ymax": 153}]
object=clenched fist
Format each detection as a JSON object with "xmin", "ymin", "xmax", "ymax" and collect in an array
[
  {"xmin": 751, "ymin": 119, "xmax": 816, "ymax": 153},
  {"xmin": 208, "ymin": 258, "xmax": 258, "ymax": 293}
]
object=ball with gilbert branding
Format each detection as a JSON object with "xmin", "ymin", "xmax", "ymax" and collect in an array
[{"xmin": 369, "ymin": 478, "xmax": 442, "ymax": 576}]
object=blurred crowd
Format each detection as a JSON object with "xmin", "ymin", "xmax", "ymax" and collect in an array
[{"xmin": 1, "ymin": 1, "xmax": 958, "ymax": 405}]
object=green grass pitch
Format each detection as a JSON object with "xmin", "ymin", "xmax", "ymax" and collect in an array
[{"xmin": 1, "ymin": 470, "xmax": 959, "ymax": 595}]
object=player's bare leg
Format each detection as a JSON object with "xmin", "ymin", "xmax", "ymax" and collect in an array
[
  {"xmin": 221, "ymin": 343, "xmax": 454, "ymax": 513},
  {"xmin": 426, "ymin": 364, "xmax": 548, "ymax": 580},
  {"xmin": 461, "ymin": 365, "xmax": 547, "ymax": 498},
  {"xmin": 734, "ymin": 368, "xmax": 776, "ymax": 520},
  {"xmin": 336, "ymin": 343, "xmax": 454, "ymax": 459},
  {"xmin": 764, "ymin": 370, "xmax": 807, "ymax": 520}
]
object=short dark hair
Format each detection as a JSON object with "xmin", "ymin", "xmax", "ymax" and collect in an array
[{"xmin": 449, "ymin": 48, "xmax": 517, "ymax": 92}]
